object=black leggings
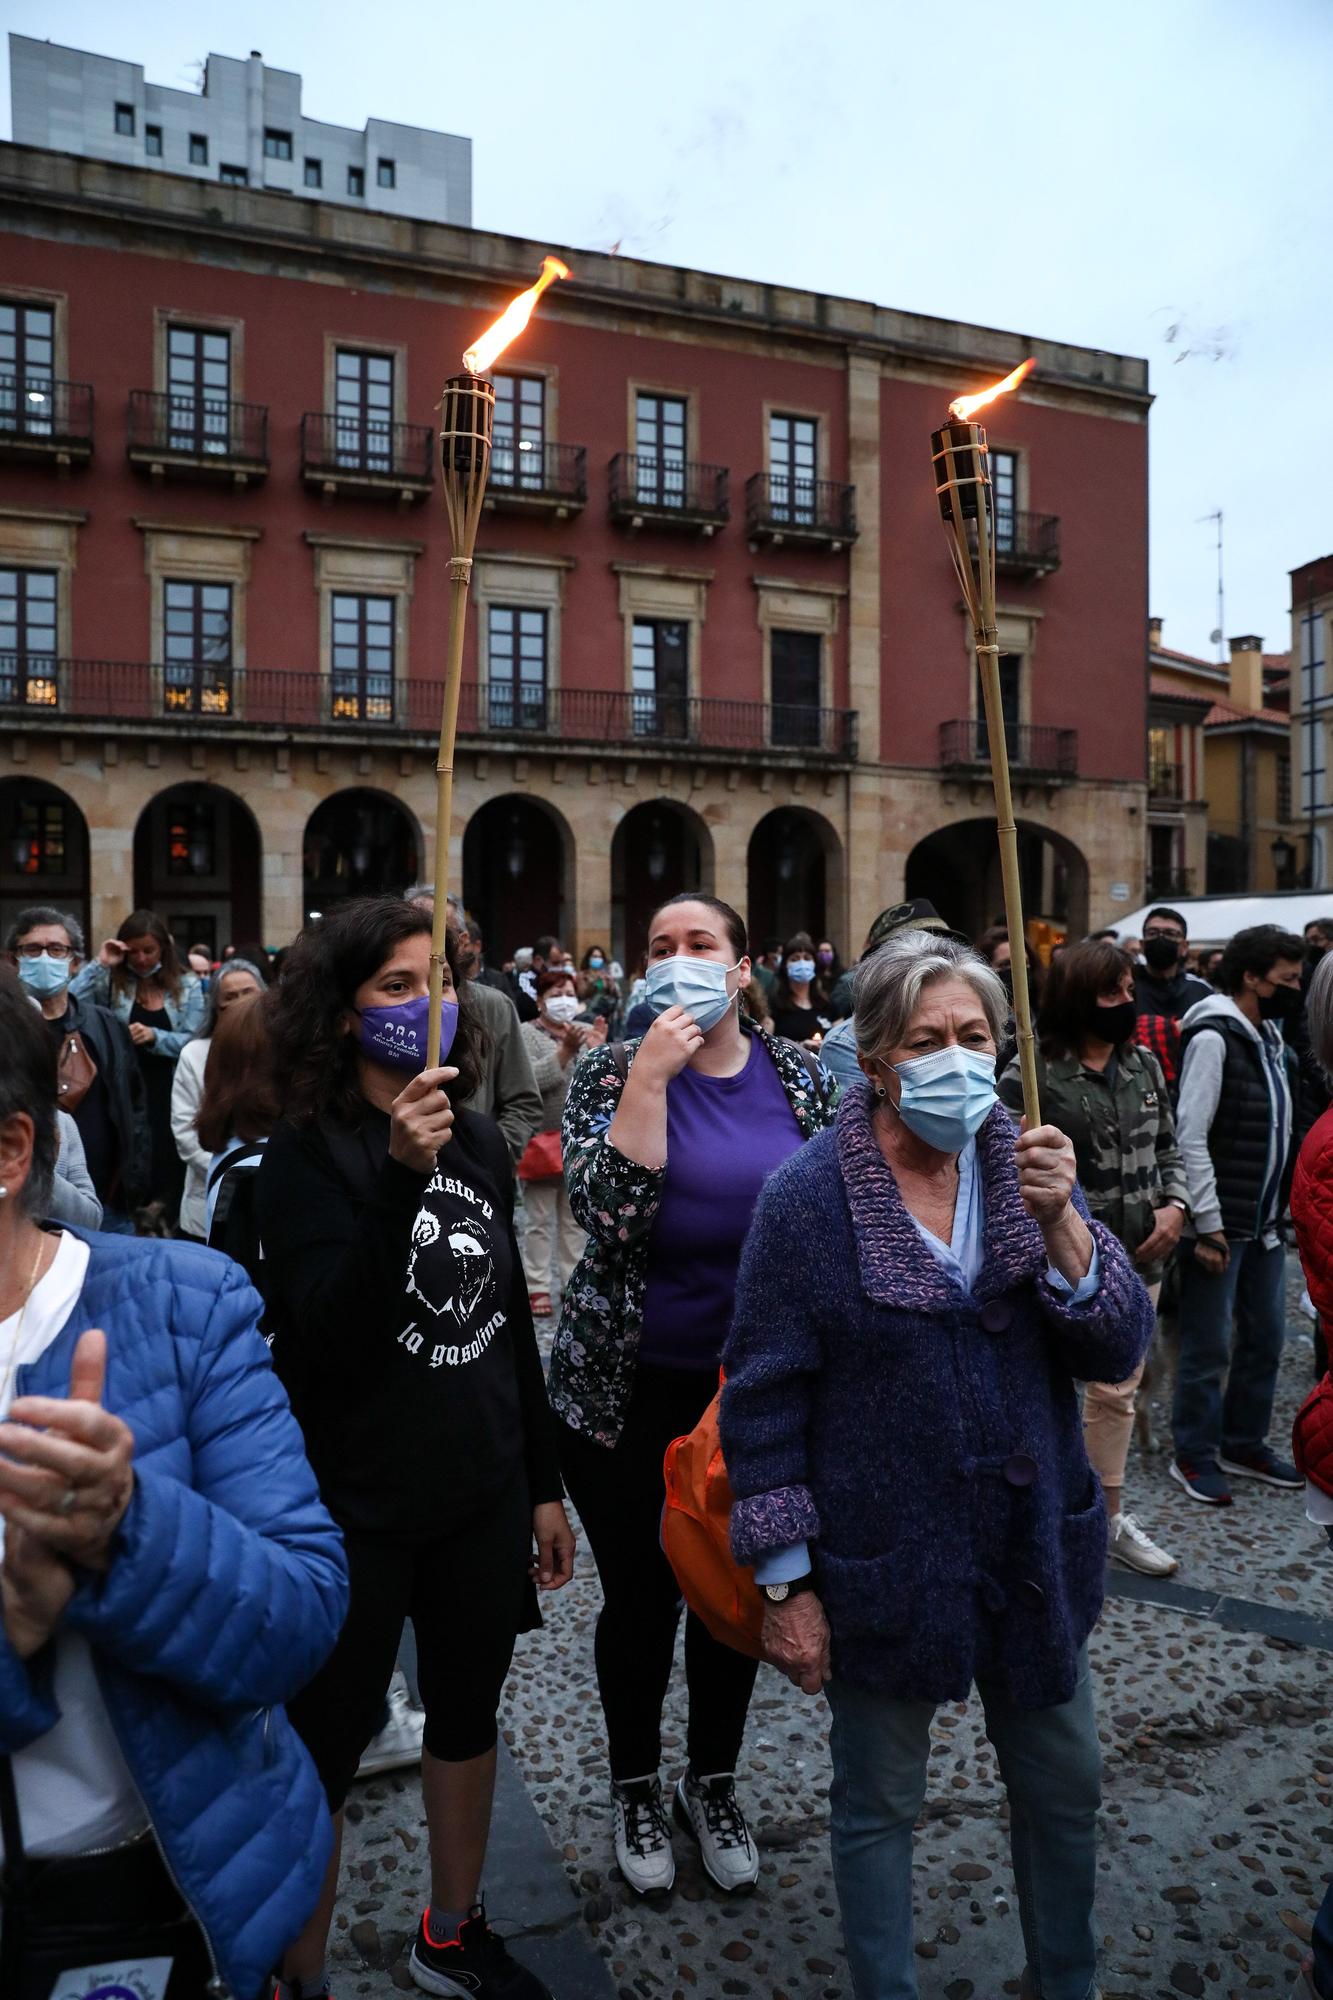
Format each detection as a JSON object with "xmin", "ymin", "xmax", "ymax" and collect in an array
[
  {"xmin": 287, "ymin": 1478, "xmax": 530, "ymax": 1811},
  {"xmin": 560, "ymin": 1363, "xmax": 758, "ymax": 1782}
]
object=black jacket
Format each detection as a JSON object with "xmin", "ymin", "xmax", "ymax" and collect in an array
[
  {"xmin": 58, "ymin": 990, "xmax": 152, "ymax": 1206},
  {"xmin": 1134, "ymin": 965, "xmax": 1213, "ymax": 1021},
  {"xmin": 1178, "ymin": 1009, "xmax": 1297, "ymax": 1239}
]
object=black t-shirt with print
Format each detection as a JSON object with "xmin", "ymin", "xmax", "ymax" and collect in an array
[{"xmin": 257, "ymin": 1103, "xmax": 560, "ymax": 1537}]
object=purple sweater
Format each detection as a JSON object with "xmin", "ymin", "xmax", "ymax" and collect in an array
[{"xmin": 719, "ymin": 1083, "xmax": 1152, "ymax": 1710}]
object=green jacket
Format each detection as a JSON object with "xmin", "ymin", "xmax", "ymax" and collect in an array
[{"xmin": 999, "ymin": 1042, "xmax": 1188, "ymax": 1282}]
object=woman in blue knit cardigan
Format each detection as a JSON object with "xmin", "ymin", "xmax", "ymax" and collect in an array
[{"xmin": 720, "ymin": 931, "xmax": 1153, "ymax": 2000}]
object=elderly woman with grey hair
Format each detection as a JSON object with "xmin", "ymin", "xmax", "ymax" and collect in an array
[{"xmin": 719, "ymin": 930, "xmax": 1153, "ymax": 2000}]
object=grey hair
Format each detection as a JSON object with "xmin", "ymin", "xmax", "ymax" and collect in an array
[
  {"xmin": 852, "ymin": 928, "xmax": 1008, "ymax": 1061},
  {"xmin": 5, "ymin": 905, "xmax": 86, "ymax": 957},
  {"xmin": 1307, "ymin": 951, "xmax": 1333, "ymax": 1082},
  {"xmin": 202, "ymin": 956, "xmax": 268, "ymax": 1037}
]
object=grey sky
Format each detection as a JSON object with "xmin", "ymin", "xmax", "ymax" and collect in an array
[{"xmin": 6, "ymin": 0, "xmax": 1331, "ymax": 667}]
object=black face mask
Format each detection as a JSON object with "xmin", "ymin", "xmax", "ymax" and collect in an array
[
  {"xmin": 1084, "ymin": 998, "xmax": 1137, "ymax": 1046},
  {"xmin": 1257, "ymin": 983, "xmax": 1302, "ymax": 1023},
  {"xmin": 1142, "ymin": 935, "xmax": 1182, "ymax": 973},
  {"xmin": 997, "ymin": 965, "xmax": 1015, "ymax": 1001},
  {"xmin": 1309, "ymin": 944, "xmax": 1326, "ymax": 965}
]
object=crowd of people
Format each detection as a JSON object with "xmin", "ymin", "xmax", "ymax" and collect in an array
[{"xmin": 1, "ymin": 884, "xmax": 1332, "ymax": 2000}]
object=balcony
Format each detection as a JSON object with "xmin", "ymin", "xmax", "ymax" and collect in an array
[
  {"xmin": 608, "ymin": 454, "xmax": 729, "ymax": 535},
  {"xmin": 0, "ymin": 658, "xmax": 857, "ymax": 761},
  {"xmin": 745, "ymin": 474, "xmax": 857, "ymax": 552},
  {"xmin": 1149, "ymin": 760, "xmax": 1185, "ymax": 803},
  {"xmin": 939, "ymin": 718, "xmax": 1078, "ymax": 779},
  {"xmin": 300, "ymin": 413, "xmax": 434, "ymax": 503},
  {"xmin": 966, "ymin": 510, "xmax": 1062, "ymax": 577},
  {"xmin": 127, "ymin": 391, "xmax": 268, "ymax": 486},
  {"xmin": 0, "ymin": 377, "xmax": 93, "ymax": 467},
  {"xmin": 1146, "ymin": 866, "xmax": 1196, "ymax": 899},
  {"xmin": 485, "ymin": 440, "xmax": 587, "ymax": 519}
]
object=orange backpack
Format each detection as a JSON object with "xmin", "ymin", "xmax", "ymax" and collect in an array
[{"xmin": 661, "ymin": 1378, "xmax": 765, "ymax": 1660}]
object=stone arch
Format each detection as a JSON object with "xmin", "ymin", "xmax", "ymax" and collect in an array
[
  {"xmin": 745, "ymin": 804, "xmax": 845, "ymax": 955},
  {"xmin": 302, "ymin": 787, "xmax": 424, "ymax": 919},
  {"xmin": 463, "ymin": 792, "xmax": 575, "ymax": 963},
  {"xmin": 130, "ymin": 781, "xmax": 263, "ymax": 960},
  {"xmin": 611, "ymin": 798, "xmax": 717, "ymax": 974},
  {"xmin": 0, "ymin": 777, "xmax": 90, "ymax": 948},
  {"xmin": 905, "ymin": 816, "xmax": 1090, "ymax": 945}
]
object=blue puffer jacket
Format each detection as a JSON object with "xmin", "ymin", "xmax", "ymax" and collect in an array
[{"xmin": 0, "ymin": 1230, "xmax": 349, "ymax": 2000}]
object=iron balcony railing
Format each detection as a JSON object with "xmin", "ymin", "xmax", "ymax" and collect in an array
[
  {"xmin": 127, "ymin": 390, "xmax": 269, "ymax": 463},
  {"xmin": 0, "ymin": 658, "xmax": 858, "ymax": 757},
  {"xmin": 966, "ymin": 509, "xmax": 1062, "ymax": 572},
  {"xmin": 1149, "ymin": 760, "xmax": 1186, "ymax": 802},
  {"xmin": 745, "ymin": 473, "xmax": 857, "ymax": 542},
  {"xmin": 1146, "ymin": 866, "xmax": 1195, "ymax": 898},
  {"xmin": 0, "ymin": 376, "xmax": 94, "ymax": 452},
  {"xmin": 488, "ymin": 439, "xmax": 587, "ymax": 504},
  {"xmin": 300, "ymin": 412, "xmax": 434, "ymax": 485},
  {"xmin": 939, "ymin": 718, "xmax": 1078, "ymax": 776},
  {"xmin": 608, "ymin": 453, "xmax": 729, "ymax": 527}
]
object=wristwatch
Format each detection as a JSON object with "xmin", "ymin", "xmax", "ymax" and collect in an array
[{"xmin": 762, "ymin": 1573, "xmax": 816, "ymax": 1604}]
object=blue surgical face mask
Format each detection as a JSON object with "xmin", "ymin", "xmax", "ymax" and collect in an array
[
  {"xmin": 588, "ymin": 954, "xmax": 605, "ymax": 970},
  {"xmin": 786, "ymin": 957, "xmax": 817, "ymax": 985},
  {"xmin": 358, "ymin": 993, "xmax": 457, "ymax": 1075},
  {"xmin": 888, "ymin": 1045, "xmax": 997, "ymax": 1152},
  {"xmin": 645, "ymin": 954, "xmax": 741, "ymax": 1034},
  {"xmin": 17, "ymin": 952, "xmax": 71, "ymax": 998}
]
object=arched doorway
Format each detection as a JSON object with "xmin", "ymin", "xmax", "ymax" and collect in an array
[
  {"xmin": 905, "ymin": 818, "xmax": 1090, "ymax": 945},
  {"xmin": 0, "ymin": 779, "xmax": 90, "ymax": 947},
  {"xmin": 463, "ymin": 795, "xmax": 571, "ymax": 963},
  {"xmin": 302, "ymin": 789, "xmax": 422, "ymax": 921},
  {"xmin": 746, "ymin": 807, "xmax": 840, "ymax": 952},
  {"xmin": 611, "ymin": 800, "xmax": 715, "ymax": 973},
  {"xmin": 134, "ymin": 783, "xmax": 262, "ymax": 959}
]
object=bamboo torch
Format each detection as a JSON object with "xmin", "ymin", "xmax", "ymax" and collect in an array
[
  {"xmin": 929, "ymin": 358, "xmax": 1041, "ymax": 1124},
  {"xmin": 427, "ymin": 256, "xmax": 571, "ymax": 1067}
]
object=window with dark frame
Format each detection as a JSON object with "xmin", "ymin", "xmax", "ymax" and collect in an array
[
  {"xmin": 334, "ymin": 348, "xmax": 394, "ymax": 470},
  {"xmin": 991, "ymin": 448, "xmax": 1018, "ymax": 551},
  {"xmin": 166, "ymin": 797, "xmax": 217, "ymax": 878},
  {"xmin": 347, "ymin": 165, "xmax": 365, "ymax": 197},
  {"xmin": 631, "ymin": 618, "xmax": 689, "ymax": 737},
  {"xmin": 331, "ymin": 593, "xmax": 395, "ymax": 722},
  {"xmin": 166, "ymin": 325, "xmax": 231, "ymax": 454},
  {"xmin": 12, "ymin": 794, "xmax": 68, "ymax": 876},
  {"xmin": 162, "ymin": 579, "xmax": 233, "ymax": 716},
  {"xmin": 1278, "ymin": 752, "xmax": 1293, "ymax": 825},
  {"xmin": 219, "ymin": 163, "xmax": 249, "ymax": 186},
  {"xmin": 0, "ymin": 567, "xmax": 59, "ymax": 708},
  {"xmin": 263, "ymin": 128, "xmax": 293, "ymax": 160},
  {"xmin": 487, "ymin": 607, "xmax": 547, "ymax": 730},
  {"xmin": 769, "ymin": 413, "xmax": 817, "ymax": 525},
  {"xmin": 0, "ymin": 299, "xmax": 56, "ymax": 438},
  {"xmin": 770, "ymin": 628, "xmax": 822, "ymax": 748},
  {"xmin": 975, "ymin": 653, "xmax": 1022, "ymax": 759},
  {"xmin": 304, "ymin": 157, "xmax": 322, "ymax": 187},
  {"xmin": 635, "ymin": 392, "xmax": 687, "ymax": 508},
  {"xmin": 377, "ymin": 158, "xmax": 396, "ymax": 188},
  {"xmin": 114, "ymin": 103, "xmax": 135, "ymax": 135},
  {"xmin": 189, "ymin": 134, "xmax": 208, "ymax": 165},
  {"xmin": 145, "ymin": 124, "xmax": 163, "ymax": 157},
  {"xmin": 492, "ymin": 374, "xmax": 546, "ymax": 488}
]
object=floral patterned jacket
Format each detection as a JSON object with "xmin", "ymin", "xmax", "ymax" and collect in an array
[{"xmin": 551, "ymin": 1024, "xmax": 839, "ymax": 1446}]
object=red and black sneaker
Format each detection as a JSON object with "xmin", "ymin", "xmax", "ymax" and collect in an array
[{"xmin": 408, "ymin": 1904, "xmax": 553, "ymax": 1998}]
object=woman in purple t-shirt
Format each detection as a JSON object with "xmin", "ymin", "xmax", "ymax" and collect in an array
[{"xmin": 554, "ymin": 894, "xmax": 838, "ymax": 1901}]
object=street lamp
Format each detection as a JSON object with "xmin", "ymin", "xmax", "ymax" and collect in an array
[{"xmin": 1271, "ymin": 833, "xmax": 1296, "ymax": 885}]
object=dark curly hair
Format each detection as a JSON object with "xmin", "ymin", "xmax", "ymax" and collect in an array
[{"xmin": 267, "ymin": 897, "xmax": 485, "ymax": 1128}]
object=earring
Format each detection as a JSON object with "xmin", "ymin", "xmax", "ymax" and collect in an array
[{"xmin": 875, "ymin": 1085, "xmax": 887, "ymax": 1099}]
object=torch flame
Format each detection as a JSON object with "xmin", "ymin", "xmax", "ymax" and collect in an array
[
  {"xmin": 948, "ymin": 356, "xmax": 1036, "ymax": 423},
  {"xmin": 463, "ymin": 256, "xmax": 571, "ymax": 375}
]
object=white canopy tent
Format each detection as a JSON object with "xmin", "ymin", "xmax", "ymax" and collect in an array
[{"xmin": 1100, "ymin": 888, "xmax": 1333, "ymax": 949}]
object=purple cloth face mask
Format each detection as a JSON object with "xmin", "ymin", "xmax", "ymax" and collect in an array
[{"xmin": 358, "ymin": 993, "xmax": 457, "ymax": 1075}]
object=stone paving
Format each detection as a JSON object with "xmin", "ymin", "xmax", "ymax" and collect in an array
[{"xmin": 330, "ymin": 1261, "xmax": 1332, "ymax": 2000}]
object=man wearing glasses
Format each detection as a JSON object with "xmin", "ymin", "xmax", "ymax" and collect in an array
[
  {"xmin": 5, "ymin": 904, "xmax": 151, "ymax": 1232},
  {"xmin": 1133, "ymin": 906, "xmax": 1213, "ymax": 1098},
  {"xmin": 1172, "ymin": 925, "xmax": 1306, "ymax": 1506}
]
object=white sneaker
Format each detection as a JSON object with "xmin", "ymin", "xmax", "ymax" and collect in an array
[
  {"xmin": 1109, "ymin": 1511, "xmax": 1179, "ymax": 1577},
  {"xmin": 672, "ymin": 1770, "xmax": 759, "ymax": 1893},
  {"xmin": 357, "ymin": 1670, "xmax": 425, "ymax": 1778},
  {"xmin": 612, "ymin": 1776, "xmax": 675, "ymax": 1895}
]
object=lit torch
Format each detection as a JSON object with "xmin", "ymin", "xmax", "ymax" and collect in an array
[
  {"xmin": 930, "ymin": 357, "xmax": 1041, "ymax": 1124},
  {"xmin": 428, "ymin": 256, "xmax": 571, "ymax": 1066}
]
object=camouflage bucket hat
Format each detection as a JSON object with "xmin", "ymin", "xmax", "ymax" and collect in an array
[{"xmin": 863, "ymin": 898, "xmax": 971, "ymax": 956}]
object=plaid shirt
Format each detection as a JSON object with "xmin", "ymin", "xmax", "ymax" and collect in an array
[{"xmin": 1136, "ymin": 1010, "xmax": 1183, "ymax": 1094}]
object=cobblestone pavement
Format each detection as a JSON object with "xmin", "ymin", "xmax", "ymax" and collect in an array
[{"xmin": 331, "ymin": 1261, "xmax": 1332, "ymax": 2000}]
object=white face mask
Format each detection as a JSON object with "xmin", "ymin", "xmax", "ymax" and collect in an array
[{"xmin": 544, "ymin": 994, "xmax": 581, "ymax": 1025}]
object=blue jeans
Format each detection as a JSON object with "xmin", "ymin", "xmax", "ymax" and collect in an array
[
  {"xmin": 1173, "ymin": 1236, "xmax": 1286, "ymax": 1465},
  {"xmin": 98, "ymin": 1206, "xmax": 137, "ymax": 1236},
  {"xmin": 826, "ymin": 1651, "xmax": 1101, "ymax": 2000}
]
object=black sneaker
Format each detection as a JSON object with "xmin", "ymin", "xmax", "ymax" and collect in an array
[
  {"xmin": 1169, "ymin": 1458, "xmax": 1233, "ymax": 1506},
  {"xmin": 1218, "ymin": 1446, "xmax": 1303, "ymax": 1489},
  {"xmin": 408, "ymin": 1905, "xmax": 553, "ymax": 1998}
]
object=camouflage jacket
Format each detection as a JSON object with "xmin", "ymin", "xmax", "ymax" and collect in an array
[
  {"xmin": 999, "ymin": 1042, "xmax": 1188, "ymax": 1282},
  {"xmin": 551, "ymin": 1025, "xmax": 839, "ymax": 1446}
]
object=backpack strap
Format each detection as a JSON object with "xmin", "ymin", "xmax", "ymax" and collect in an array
[
  {"xmin": 206, "ymin": 1143, "xmax": 265, "ymax": 1194},
  {"xmin": 608, "ymin": 1040, "xmax": 630, "ymax": 1083},
  {"xmin": 775, "ymin": 1037, "xmax": 824, "ymax": 1091}
]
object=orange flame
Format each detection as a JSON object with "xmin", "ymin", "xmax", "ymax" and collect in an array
[
  {"xmin": 463, "ymin": 256, "xmax": 571, "ymax": 375},
  {"xmin": 948, "ymin": 357, "xmax": 1036, "ymax": 423}
]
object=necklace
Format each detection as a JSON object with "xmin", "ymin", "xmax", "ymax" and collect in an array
[{"xmin": 0, "ymin": 1232, "xmax": 53, "ymax": 1410}]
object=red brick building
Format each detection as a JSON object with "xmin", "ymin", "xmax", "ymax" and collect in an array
[{"xmin": 0, "ymin": 141, "xmax": 1151, "ymax": 963}]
